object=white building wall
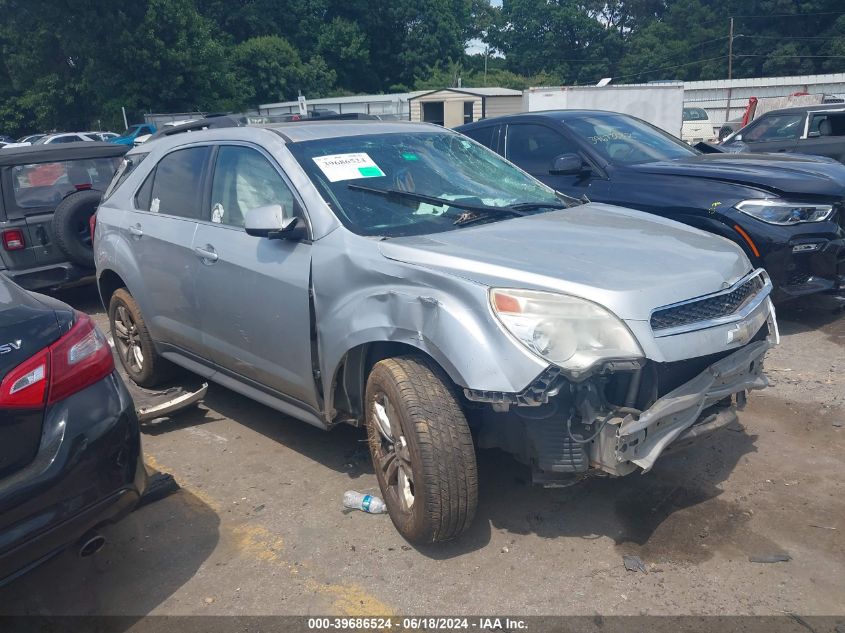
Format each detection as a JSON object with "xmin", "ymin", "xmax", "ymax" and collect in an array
[{"xmin": 669, "ymin": 73, "xmax": 845, "ymax": 128}]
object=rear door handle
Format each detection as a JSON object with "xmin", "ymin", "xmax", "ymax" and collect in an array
[
  {"xmin": 194, "ymin": 245, "xmax": 218, "ymax": 263},
  {"xmin": 129, "ymin": 225, "xmax": 143, "ymax": 238}
]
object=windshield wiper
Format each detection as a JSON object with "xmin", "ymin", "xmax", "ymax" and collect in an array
[
  {"xmin": 348, "ymin": 183, "xmax": 526, "ymax": 216},
  {"xmin": 507, "ymin": 201, "xmax": 569, "ymax": 212}
]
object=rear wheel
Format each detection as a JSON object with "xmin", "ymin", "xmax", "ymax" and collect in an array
[
  {"xmin": 108, "ymin": 288, "xmax": 174, "ymax": 388},
  {"xmin": 365, "ymin": 356, "xmax": 477, "ymax": 544}
]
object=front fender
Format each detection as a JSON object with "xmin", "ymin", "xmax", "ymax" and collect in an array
[{"xmin": 312, "ymin": 233, "xmax": 549, "ymax": 407}]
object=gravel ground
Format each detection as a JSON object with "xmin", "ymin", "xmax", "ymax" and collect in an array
[{"xmin": 0, "ymin": 287, "xmax": 842, "ymax": 617}]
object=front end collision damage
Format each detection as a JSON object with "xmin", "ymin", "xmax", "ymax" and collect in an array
[{"xmin": 467, "ymin": 300, "xmax": 778, "ymax": 481}]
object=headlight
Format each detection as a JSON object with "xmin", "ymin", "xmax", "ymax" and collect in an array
[
  {"xmin": 490, "ymin": 288, "xmax": 643, "ymax": 375},
  {"xmin": 736, "ymin": 199, "xmax": 833, "ymax": 225}
]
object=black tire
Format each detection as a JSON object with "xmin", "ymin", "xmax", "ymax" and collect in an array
[
  {"xmin": 108, "ymin": 288, "xmax": 175, "ymax": 388},
  {"xmin": 51, "ymin": 190, "xmax": 102, "ymax": 267},
  {"xmin": 365, "ymin": 355, "xmax": 478, "ymax": 544}
]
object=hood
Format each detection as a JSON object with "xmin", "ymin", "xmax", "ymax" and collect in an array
[
  {"xmin": 628, "ymin": 153, "xmax": 845, "ymax": 198},
  {"xmin": 378, "ymin": 203, "xmax": 751, "ymax": 322}
]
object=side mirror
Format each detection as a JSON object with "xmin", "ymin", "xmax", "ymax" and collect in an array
[
  {"xmin": 732, "ymin": 133, "xmax": 743, "ymax": 142},
  {"xmin": 549, "ymin": 153, "xmax": 585, "ymax": 175},
  {"xmin": 808, "ymin": 130, "xmax": 821, "ymax": 138},
  {"xmin": 244, "ymin": 204, "xmax": 305, "ymax": 240}
]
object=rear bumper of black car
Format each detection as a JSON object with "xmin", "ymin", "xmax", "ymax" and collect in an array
[
  {"xmin": 2, "ymin": 261, "xmax": 94, "ymax": 292},
  {"xmin": 0, "ymin": 372, "xmax": 145, "ymax": 587}
]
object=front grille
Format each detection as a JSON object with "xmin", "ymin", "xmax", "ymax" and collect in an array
[{"xmin": 651, "ymin": 274, "xmax": 765, "ymax": 332}]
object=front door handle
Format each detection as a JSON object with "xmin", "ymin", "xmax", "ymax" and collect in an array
[
  {"xmin": 194, "ymin": 245, "xmax": 218, "ymax": 263},
  {"xmin": 129, "ymin": 224, "xmax": 143, "ymax": 238}
]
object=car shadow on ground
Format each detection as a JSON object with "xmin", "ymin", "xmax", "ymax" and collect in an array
[
  {"xmin": 776, "ymin": 301, "xmax": 844, "ymax": 338},
  {"xmin": 0, "ymin": 488, "xmax": 220, "ymax": 617}
]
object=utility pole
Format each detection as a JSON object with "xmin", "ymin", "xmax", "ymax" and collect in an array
[
  {"xmin": 727, "ymin": 17, "xmax": 734, "ymax": 80},
  {"xmin": 725, "ymin": 17, "xmax": 735, "ymax": 123}
]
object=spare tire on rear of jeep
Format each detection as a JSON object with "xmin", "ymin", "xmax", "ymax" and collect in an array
[{"xmin": 51, "ymin": 189, "xmax": 102, "ymax": 268}]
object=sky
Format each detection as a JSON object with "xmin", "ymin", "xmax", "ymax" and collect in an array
[{"xmin": 466, "ymin": 0, "xmax": 502, "ymax": 54}]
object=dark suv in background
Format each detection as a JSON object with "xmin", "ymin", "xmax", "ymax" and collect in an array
[
  {"xmin": 0, "ymin": 142, "xmax": 127, "ymax": 291},
  {"xmin": 458, "ymin": 111, "xmax": 845, "ymax": 304},
  {"xmin": 721, "ymin": 104, "xmax": 845, "ymax": 164}
]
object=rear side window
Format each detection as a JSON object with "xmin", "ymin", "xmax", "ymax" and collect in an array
[
  {"xmin": 809, "ymin": 112, "xmax": 845, "ymax": 137},
  {"xmin": 11, "ymin": 158, "xmax": 121, "ymax": 208},
  {"xmin": 148, "ymin": 147, "xmax": 208, "ymax": 218},
  {"xmin": 104, "ymin": 153, "xmax": 148, "ymax": 201}
]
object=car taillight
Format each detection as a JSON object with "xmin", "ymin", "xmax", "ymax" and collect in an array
[
  {"xmin": 89, "ymin": 213, "xmax": 97, "ymax": 243},
  {"xmin": 47, "ymin": 312, "xmax": 114, "ymax": 404},
  {"xmin": 2, "ymin": 229, "xmax": 25, "ymax": 251},
  {"xmin": 0, "ymin": 349, "xmax": 48, "ymax": 408},
  {"xmin": 0, "ymin": 312, "xmax": 114, "ymax": 409}
]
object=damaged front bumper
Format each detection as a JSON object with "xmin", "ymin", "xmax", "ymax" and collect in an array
[{"xmin": 592, "ymin": 338, "xmax": 772, "ymax": 475}]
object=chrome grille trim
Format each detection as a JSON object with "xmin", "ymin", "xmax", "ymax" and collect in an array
[{"xmin": 650, "ymin": 269, "xmax": 771, "ymax": 338}]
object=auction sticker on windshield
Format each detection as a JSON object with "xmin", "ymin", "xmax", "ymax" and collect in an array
[{"xmin": 313, "ymin": 153, "xmax": 386, "ymax": 182}]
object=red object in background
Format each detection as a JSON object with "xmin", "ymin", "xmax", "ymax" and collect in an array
[
  {"xmin": 26, "ymin": 162, "xmax": 65, "ymax": 187},
  {"xmin": 741, "ymin": 97, "xmax": 758, "ymax": 127}
]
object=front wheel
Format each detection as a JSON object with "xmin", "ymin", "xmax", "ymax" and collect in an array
[{"xmin": 365, "ymin": 356, "xmax": 478, "ymax": 544}]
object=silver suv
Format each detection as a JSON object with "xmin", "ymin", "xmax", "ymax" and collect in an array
[{"xmin": 95, "ymin": 121, "xmax": 778, "ymax": 543}]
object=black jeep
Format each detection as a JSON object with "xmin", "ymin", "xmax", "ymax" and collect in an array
[{"xmin": 0, "ymin": 142, "xmax": 127, "ymax": 291}]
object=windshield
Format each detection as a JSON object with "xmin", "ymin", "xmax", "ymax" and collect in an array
[
  {"xmin": 564, "ymin": 113, "xmax": 697, "ymax": 164},
  {"xmin": 288, "ymin": 131, "xmax": 565, "ymax": 237}
]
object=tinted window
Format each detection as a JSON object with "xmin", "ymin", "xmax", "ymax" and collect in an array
[
  {"xmin": 11, "ymin": 158, "xmax": 121, "ymax": 208},
  {"xmin": 461, "ymin": 126, "xmax": 498, "ymax": 151},
  {"xmin": 809, "ymin": 112, "xmax": 845, "ymax": 137},
  {"xmin": 149, "ymin": 147, "xmax": 208, "ymax": 218},
  {"xmin": 105, "ymin": 153, "xmax": 148, "ymax": 201},
  {"xmin": 209, "ymin": 146, "xmax": 294, "ymax": 228},
  {"xmin": 506, "ymin": 124, "xmax": 580, "ymax": 174},
  {"xmin": 135, "ymin": 171, "xmax": 154, "ymax": 210},
  {"xmin": 565, "ymin": 113, "xmax": 697, "ymax": 164},
  {"xmin": 743, "ymin": 114, "xmax": 804, "ymax": 142}
]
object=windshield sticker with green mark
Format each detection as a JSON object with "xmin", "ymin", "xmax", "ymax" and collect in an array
[{"xmin": 313, "ymin": 153, "xmax": 386, "ymax": 182}]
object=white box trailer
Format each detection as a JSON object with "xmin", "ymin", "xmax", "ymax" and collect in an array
[{"xmin": 523, "ymin": 85, "xmax": 685, "ymax": 137}]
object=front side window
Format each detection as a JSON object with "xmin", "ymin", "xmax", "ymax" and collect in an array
[
  {"xmin": 506, "ymin": 124, "xmax": 580, "ymax": 174},
  {"xmin": 148, "ymin": 147, "xmax": 208, "ymax": 218},
  {"xmin": 564, "ymin": 113, "xmax": 697, "ymax": 164},
  {"xmin": 288, "ymin": 131, "xmax": 566, "ymax": 238},
  {"xmin": 209, "ymin": 146, "xmax": 295, "ymax": 228},
  {"xmin": 742, "ymin": 114, "xmax": 805, "ymax": 142},
  {"xmin": 12, "ymin": 157, "xmax": 120, "ymax": 208},
  {"xmin": 461, "ymin": 125, "xmax": 499, "ymax": 151}
]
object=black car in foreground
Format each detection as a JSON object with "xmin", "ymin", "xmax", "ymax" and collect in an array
[
  {"xmin": 458, "ymin": 111, "xmax": 845, "ymax": 304},
  {"xmin": 0, "ymin": 273, "xmax": 145, "ymax": 586},
  {"xmin": 0, "ymin": 142, "xmax": 127, "ymax": 292}
]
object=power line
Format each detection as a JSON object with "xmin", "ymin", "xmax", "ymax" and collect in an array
[
  {"xmin": 737, "ymin": 34, "xmax": 844, "ymax": 40},
  {"xmin": 735, "ymin": 54, "xmax": 845, "ymax": 58},
  {"xmin": 607, "ymin": 55, "xmax": 727, "ymax": 81},
  {"xmin": 730, "ymin": 11, "xmax": 845, "ymax": 18}
]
